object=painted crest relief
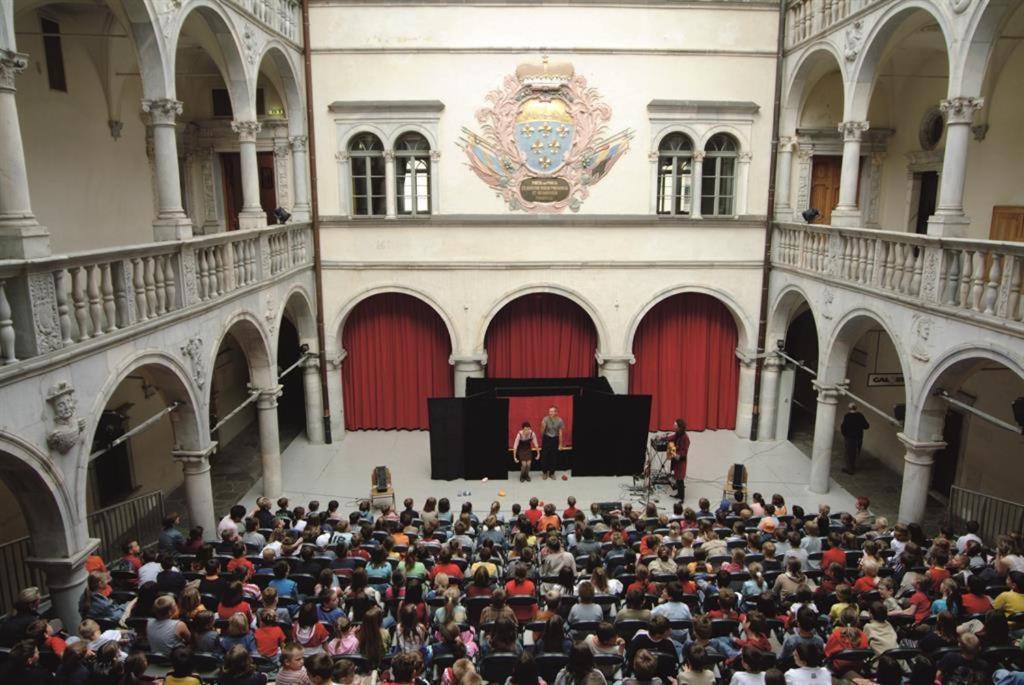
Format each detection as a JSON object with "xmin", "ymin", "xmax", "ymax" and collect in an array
[{"xmin": 460, "ymin": 57, "xmax": 632, "ymax": 213}]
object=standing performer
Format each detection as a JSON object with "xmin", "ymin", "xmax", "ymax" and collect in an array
[
  {"xmin": 841, "ymin": 403, "xmax": 870, "ymax": 475},
  {"xmin": 513, "ymin": 421, "xmax": 540, "ymax": 482},
  {"xmin": 540, "ymin": 405, "xmax": 564, "ymax": 480},
  {"xmin": 667, "ymin": 418, "xmax": 690, "ymax": 501}
]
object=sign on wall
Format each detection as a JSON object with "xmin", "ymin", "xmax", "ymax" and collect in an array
[
  {"xmin": 459, "ymin": 57, "xmax": 632, "ymax": 213},
  {"xmin": 867, "ymin": 373, "xmax": 905, "ymax": 387}
]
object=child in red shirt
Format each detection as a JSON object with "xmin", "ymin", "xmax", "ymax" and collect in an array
[{"xmin": 254, "ymin": 609, "xmax": 286, "ymax": 658}]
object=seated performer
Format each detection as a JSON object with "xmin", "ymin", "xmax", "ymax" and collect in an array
[
  {"xmin": 512, "ymin": 421, "xmax": 540, "ymax": 483},
  {"xmin": 666, "ymin": 418, "xmax": 690, "ymax": 501}
]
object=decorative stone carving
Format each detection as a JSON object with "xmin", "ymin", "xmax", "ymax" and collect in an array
[
  {"xmin": 430, "ymin": 149, "xmax": 441, "ymax": 162},
  {"xmin": 231, "ymin": 120, "xmax": 262, "ymax": 142},
  {"xmin": 154, "ymin": 0, "xmax": 182, "ymax": 38},
  {"xmin": 180, "ymin": 248, "xmax": 198, "ymax": 306},
  {"xmin": 867, "ymin": 152, "xmax": 886, "ymax": 226},
  {"xmin": 692, "ymin": 151, "xmax": 706, "ymax": 163},
  {"xmin": 108, "ymin": 120, "xmax": 123, "ymax": 140},
  {"xmin": 971, "ymin": 124, "xmax": 989, "ymax": 141},
  {"xmin": 334, "ymin": 151, "xmax": 349, "ymax": 164},
  {"xmin": 920, "ymin": 247, "xmax": 940, "ymax": 302},
  {"xmin": 383, "ymin": 150, "xmax": 395, "ymax": 162},
  {"xmin": 241, "ymin": 22, "xmax": 266, "ymax": 66},
  {"xmin": 27, "ymin": 272, "xmax": 61, "ymax": 354},
  {"xmin": 274, "ymin": 141, "xmax": 291, "ymax": 209},
  {"xmin": 739, "ymin": 152, "xmax": 753, "ymax": 163},
  {"xmin": 838, "ymin": 120, "xmax": 870, "ymax": 142},
  {"xmin": 647, "ymin": 150, "xmax": 659, "ymax": 163},
  {"xmin": 910, "ymin": 314, "xmax": 933, "ymax": 362},
  {"xmin": 949, "ymin": 0, "xmax": 973, "ymax": 13},
  {"xmin": 0, "ymin": 50, "xmax": 28, "ymax": 92},
  {"xmin": 778, "ymin": 136, "xmax": 795, "ymax": 152},
  {"xmin": 843, "ymin": 20, "xmax": 863, "ymax": 62},
  {"xmin": 46, "ymin": 382, "xmax": 87, "ymax": 455},
  {"xmin": 940, "ymin": 97, "xmax": 984, "ymax": 125},
  {"xmin": 290, "ymin": 135, "xmax": 308, "ymax": 152},
  {"xmin": 142, "ymin": 99, "xmax": 183, "ymax": 126},
  {"xmin": 264, "ymin": 293, "xmax": 277, "ymax": 336},
  {"xmin": 199, "ymin": 148, "xmax": 218, "ymax": 230},
  {"xmin": 181, "ymin": 336, "xmax": 206, "ymax": 390},
  {"xmin": 821, "ymin": 287, "xmax": 835, "ymax": 320}
]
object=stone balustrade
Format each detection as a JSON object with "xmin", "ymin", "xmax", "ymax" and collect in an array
[
  {"xmin": 785, "ymin": 0, "xmax": 883, "ymax": 48},
  {"xmin": 773, "ymin": 222, "xmax": 1024, "ymax": 332},
  {"xmin": 0, "ymin": 223, "xmax": 312, "ymax": 367},
  {"xmin": 228, "ymin": 0, "xmax": 302, "ymax": 44}
]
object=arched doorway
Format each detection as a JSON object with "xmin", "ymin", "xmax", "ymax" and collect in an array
[
  {"xmin": 278, "ymin": 289, "xmax": 322, "ymax": 444},
  {"xmin": 783, "ymin": 308, "xmax": 819, "ymax": 442},
  {"xmin": 341, "ymin": 293, "xmax": 453, "ymax": 430},
  {"xmin": 276, "ymin": 317, "xmax": 307, "ymax": 445},
  {"xmin": 630, "ymin": 293, "xmax": 740, "ymax": 431},
  {"xmin": 484, "ymin": 293, "xmax": 598, "ymax": 378}
]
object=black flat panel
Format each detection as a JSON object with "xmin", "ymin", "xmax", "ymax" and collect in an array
[
  {"xmin": 465, "ymin": 396, "xmax": 510, "ymax": 480},
  {"xmin": 428, "ymin": 399, "xmax": 465, "ymax": 480}
]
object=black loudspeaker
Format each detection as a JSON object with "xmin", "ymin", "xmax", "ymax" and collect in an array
[
  {"xmin": 1012, "ymin": 397, "xmax": 1024, "ymax": 430},
  {"xmin": 894, "ymin": 404, "xmax": 906, "ymax": 423},
  {"xmin": 731, "ymin": 464, "xmax": 746, "ymax": 492},
  {"xmin": 373, "ymin": 466, "xmax": 388, "ymax": 492}
]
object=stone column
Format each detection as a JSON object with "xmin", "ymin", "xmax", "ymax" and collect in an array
[
  {"xmin": 302, "ymin": 356, "xmax": 325, "ymax": 444},
  {"xmin": 775, "ymin": 136, "xmax": 795, "ymax": 217},
  {"xmin": 690, "ymin": 151, "xmax": 705, "ymax": 218},
  {"xmin": 429, "ymin": 150, "xmax": 441, "ymax": 215},
  {"xmin": 290, "ymin": 135, "xmax": 311, "ymax": 221},
  {"xmin": 736, "ymin": 152, "xmax": 752, "ymax": 216},
  {"xmin": 451, "ymin": 354, "xmax": 487, "ymax": 398},
  {"xmin": 232, "ymin": 120, "xmax": 265, "ymax": 229},
  {"xmin": 142, "ymin": 99, "xmax": 193, "ymax": 241},
  {"xmin": 172, "ymin": 445, "xmax": 218, "ymax": 535},
  {"xmin": 831, "ymin": 121, "xmax": 869, "ymax": 227},
  {"xmin": 384, "ymin": 149, "xmax": 397, "ymax": 218},
  {"xmin": 896, "ymin": 434, "xmax": 945, "ymax": 524},
  {"xmin": 0, "ymin": 50, "xmax": 50, "ymax": 257},
  {"xmin": 734, "ymin": 351, "xmax": 757, "ymax": 440},
  {"xmin": 256, "ymin": 385, "xmax": 284, "ymax": 499},
  {"xmin": 326, "ymin": 350, "xmax": 346, "ymax": 440},
  {"xmin": 28, "ymin": 545, "xmax": 98, "ymax": 631},
  {"xmin": 927, "ymin": 97, "xmax": 984, "ymax": 238},
  {"xmin": 757, "ymin": 354, "xmax": 785, "ymax": 441},
  {"xmin": 597, "ymin": 355, "xmax": 634, "ymax": 395},
  {"xmin": 809, "ymin": 381, "xmax": 841, "ymax": 494}
]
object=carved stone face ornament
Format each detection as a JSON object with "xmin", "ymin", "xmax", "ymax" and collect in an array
[{"xmin": 46, "ymin": 382, "xmax": 87, "ymax": 455}]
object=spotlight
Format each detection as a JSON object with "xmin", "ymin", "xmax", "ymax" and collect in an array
[
  {"xmin": 274, "ymin": 207, "xmax": 291, "ymax": 224},
  {"xmin": 776, "ymin": 339, "xmax": 785, "ymax": 351},
  {"xmin": 894, "ymin": 404, "xmax": 906, "ymax": 423},
  {"xmin": 299, "ymin": 343, "xmax": 310, "ymax": 354},
  {"xmin": 801, "ymin": 207, "xmax": 821, "ymax": 223},
  {"xmin": 1012, "ymin": 397, "xmax": 1024, "ymax": 431}
]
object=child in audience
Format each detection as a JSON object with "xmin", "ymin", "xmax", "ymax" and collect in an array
[
  {"xmin": 676, "ymin": 643, "xmax": 715, "ymax": 685},
  {"xmin": 325, "ymin": 615, "xmax": 359, "ymax": 656},
  {"xmin": 165, "ymin": 646, "xmax": 202, "ymax": 685},
  {"xmin": 253, "ymin": 609, "xmax": 286, "ymax": 659},
  {"xmin": 274, "ymin": 642, "xmax": 311, "ymax": 685}
]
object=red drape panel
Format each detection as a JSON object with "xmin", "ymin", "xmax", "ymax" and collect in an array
[
  {"xmin": 629, "ymin": 293, "xmax": 739, "ymax": 431},
  {"xmin": 342, "ymin": 293, "xmax": 453, "ymax": 430},
  {"xmin": 503, "ymin": 395, "xmax": 574, "ymax": 448},
  {"xmin": 485, "ymin": 294, "xmax": 597, "ymax": 378}
]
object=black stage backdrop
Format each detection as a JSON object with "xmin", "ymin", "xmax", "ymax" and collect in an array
[{"xmin": 428, "ymin": 378, "xmax": 649, "ymax": 480}]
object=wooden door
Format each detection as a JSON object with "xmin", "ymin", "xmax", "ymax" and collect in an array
[
  {"xmin": 257, "ymin": 151, "xmax": 277, "ymax": 225},
  {"xmin": 990, "ymin": 206, "xmax": 1024, "ymax": 242},
  {"xmin": 915, "ymin": 172, "xmax": 939, "ymax": 235},
  {"xmin": 221, "ymin": 152, "xmax": 278, "ymax": 230},
  {"xmin": 809, "ymin": 155, "xmax": 842, "ymax": 224}
]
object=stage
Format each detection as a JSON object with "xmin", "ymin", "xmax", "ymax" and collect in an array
[{"xmin": 235, "ymin": 430, "xmax": 860, "ymax": 517}]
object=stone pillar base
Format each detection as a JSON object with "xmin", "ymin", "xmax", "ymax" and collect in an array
[
  {"xmin": 926, "ymin": 213, "xmax": 970, "ymax": 238},
  {"xmin": 28, "ymin": 540, "xmax": 100, "ymax": 631},
  {"xmin": 0, "ymin": 221, "xmax": 51, "ymax": 258},
  {"xmin": 238, "ymin": 210, "xmax": 267, "ymax": 230},
  {"xmin": 829, "ymin": 208, "xmax": 863, "ymax": 227},
  {"xmin": 153, "ymin": 216, "xmax": 194, "ymax": 242}
]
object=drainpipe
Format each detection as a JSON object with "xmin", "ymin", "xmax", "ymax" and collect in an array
[
  {"xmin": 300, "ymin": 0, "xmax": 332, "ymax": 443},
  {"xmin": 750, "ymin": 0, "xmax": 788, "ymax": 438}
]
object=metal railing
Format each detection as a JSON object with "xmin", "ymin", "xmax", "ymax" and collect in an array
[
  {"xmin": 86, "ymin": 491, "xmax": 165, "ymax": 564},
  {"xmin": 947, "ymin": 485, "xmax": 1024, "ymax": 544},
  {"xmin": 0, "ymin": 536, "xmax": 48, "ymax": 618}
]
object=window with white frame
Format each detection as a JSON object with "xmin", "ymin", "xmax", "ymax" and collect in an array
[
  {"xmin": 395, "ymin": 132, "xmax": 431, "ymax": 215},
  {"xmin": 656, "ymin": 133, "xmax": 694, "ymax": 215},
  {"xmin": 349, "ymin": 133, "xmax": 386, "ymax": 216},
  {"xmin": 701, "ymin": 133, "xmax": 739, "ymax": 216}
]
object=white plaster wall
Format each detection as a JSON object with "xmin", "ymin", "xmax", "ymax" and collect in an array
[
  {"xmin": 952, "ymin": 368, "xmax": 1024, "ymax": 502},
  {"xmin": 211, "ymin": 336, "xmax": 256, "ymax": 447},
  {"xmin": 309, "ymin": 4, "xmax": 779, "ymax": 216}
]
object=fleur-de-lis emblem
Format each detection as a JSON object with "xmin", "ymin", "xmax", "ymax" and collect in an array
[
  {"xmin": 539, "ymin": 156, "xmax": 552, "ymax": 169},
  {"xmin": 521, "ymin": 124, "xmax": 535, "ymax": 136},
  {"xmin": 539, "ymin": 124, "xmax": 552, "ymax": 137},
  {"xmin": 556, "ymin": 124, "xmax": 569, "ymax": 138},
  {"xmin": 531, "ymin": 139, "xmax": 544, "ymax": 153},
  {"xmin": 548, "ymin": 139, "xmax": 561, "ymax": 152}
]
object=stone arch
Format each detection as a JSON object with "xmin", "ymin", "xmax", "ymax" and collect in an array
[
  {"xmin": 820, "ymin": 308, "xmax": 912, "ymax": 396},
  {"xmin": 652, "ymin": 125, "xmax": 701, "ymax": 151},
  {"xmin": 847, "ymin": 2, "xmax": 954, "ymax": 120},
  {"xmin": 955, "ymin": 0, "xmax": 1023, "ymax": 98},
  {"xmin": 331, "ymin": 285, "xmax": 459, "ymax": 356},
  {"xmin": 478, "ymin": 284, "xmax": 608, "ymax": 356},
  {"xmin": 103, "ymin": 0, "xmax": 172, "ymax": 101},
  {"xmin": 256, "ymin": 41, "xmax": 304, "ymax": 136},
  {"xmin": 389, "ymin": 124, "xmax": 439, "ymax": 150},
  {"xmin": 0, "ymin": 430, "xmax": 82, "ymax": 559},
  {"xmin": 169, "ymin": 0, "xmax": 253, "ymax": 120},
  {"xmin": 781, "ymin": 42, "xmax": 847, "ymax": 134},
  {"xmin": 625, "ymin": 285, "xmax": 754, "ymax": 356},
  {"xmin": 766, "ymin": 284, "xmax": 821, "ymax": 351},
  {"xmin": 205, "ymin": 312, "xmax": 276, "ymax": 409},
  {"xmin": 344, "ymin": 126, "xmax": 389, "ymax": 150},
  {"xmin": 699, "ymin": 125, "xmax": 749, "ymax": 153},
  {"xmin": 279, "ymin": 284, "xmax": 318, "ymax": 350}
]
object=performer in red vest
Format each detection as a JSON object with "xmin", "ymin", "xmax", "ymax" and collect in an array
[{"xmin": 667, "ymin": 418, "xmax": 690, "ymax": 501}]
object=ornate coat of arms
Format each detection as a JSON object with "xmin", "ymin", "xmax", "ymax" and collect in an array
[{"xmin": 460, "ymin": 58, "xmax": 632, "ymax": 213}]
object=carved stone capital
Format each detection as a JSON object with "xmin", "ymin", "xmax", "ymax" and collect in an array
[
  {"xmin": 273, "ymin": 142, "xmax": 291, "ymax": 157},
  {"xmin": 430, "ymin": 149, "xmax": 441, "ymax": 162},
  {"xmin": 231, "ymin": 119, "xmax": 262, "ymax": 142},
  {"xmin": 811, "ymin": 380, "xmax": 843, "ymax": 403},
  {"xmin": 738, "ymin": 152, "xmax": 753, "ymax": 163},
  {"xmin": 383, "ymin": 150, "xmax": 395, "ymax": 162},
  {"xmin": 335, "ymin": 151, "xmax": 349, "ymax": 164},
  {"xmin": 897, "ymin": 433, "xmax": 946, "ymax": 464},
  {"xmin": 778, "ymin": 136, "xmax": 795, "ymax": 152},
  {"xmin": 692, "ymin": 151, "xmax": 706, "ymax": 163},
  {"xmin": 647, "ymin": 151, "xmax": 659, "ymax": 163},
  {"xmin": 45, "ymin": 382, "xmax": 87, "ymax": 455},
  {"xmin": 289, "ymin": 135, "xmax": 308, "ymax": 152},
  {"xmin": 172, "ymin": 443, "xmax": 218, "ymax": 473},
  {"xmin": 763, "ymin": 353, "xmax": 786, "ymax": 371},
  {"xmin": 838, "ymin": 120, "xmax": 870, "ymax": 142},
  {"xmin": 940, "ymin": 97, "xmax": 984, "ymax": 125},
  {"xmin": 253, "ymin": 384, "xmax": 284, "ymax": 409},
  {"xmin": 142, "ymin": 98, "xmax": 184, "ymax": 126},
  {"xmin": 0, "ymin": 50, "xmax": 29, "ymax": 92}
]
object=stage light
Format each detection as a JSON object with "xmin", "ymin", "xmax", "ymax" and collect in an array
[
  {"xmin": 1012, "ymin": 397, "xmax": 1024, "ymax": 430},
  {"xmin": 274, "ymin": 207, "xmax": 291, "ymax": 224},
  {"xmin": 299, "ymin": 343, "xmax": 310, "ymax": 354},
  {"xmin": 801, "ymin": 207, "xmax": 821, "ymax": 223},
  {"xmin": 893, "ymin": 404, "xmax": 906, "ymax": 423}
]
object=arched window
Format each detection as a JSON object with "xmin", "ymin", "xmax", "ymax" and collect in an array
[
  {"xmin": 701, "ymin": 133, "xmax": 739, "ymax": 216},
  {"xmin": 395, "ymin": 132, "xmax": 431, "ymax": 215},
  {"xmin": 349, "ymin": 133, "xmax": 385, "ymax": 216},
  {"xmin": 656, "ymin": 133, "xmax": 694, "ymax": 215}
]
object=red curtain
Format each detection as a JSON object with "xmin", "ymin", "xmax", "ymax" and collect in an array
[
  {"xmin": 630, "ymin": 293, "xmax": 739, "ymax": 431},
  {"xmin": 485, "ymin": 294, "xmax": 597, "ymax": 378},
  {"xmin": 342, "ymin": 293, "xmax": 453, "ymax": 430}
]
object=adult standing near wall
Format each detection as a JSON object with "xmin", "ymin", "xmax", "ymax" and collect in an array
[
  {"xmin": 667, "ymin": 419, "xmax": 690, "ymax": 501},
  {"xmin": 540, "ymin": 405, "xmax": 565, "ymax": 480},
  {"xmin": 841, "ymin": 403, "xmax": 870, "ymax": 475}
]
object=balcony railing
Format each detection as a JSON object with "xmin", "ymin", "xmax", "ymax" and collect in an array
[
  {"xmin": 773, "ymin": 222, "xmax": 1024, "ymax": 332},
  {"xmin": 227, "ymin": 0, "xmax": 302, "ymax": 44},
  {"xmin": 948, "ymin": 485, "xmax": 1024, "ymax": 544},
  {"xmin": 0, "ymin": 223, "xmax": 311, "ymax": 368},
  {"xmin": 785, "ymin": 0, "xmax": 885, "ymax": 48}
]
